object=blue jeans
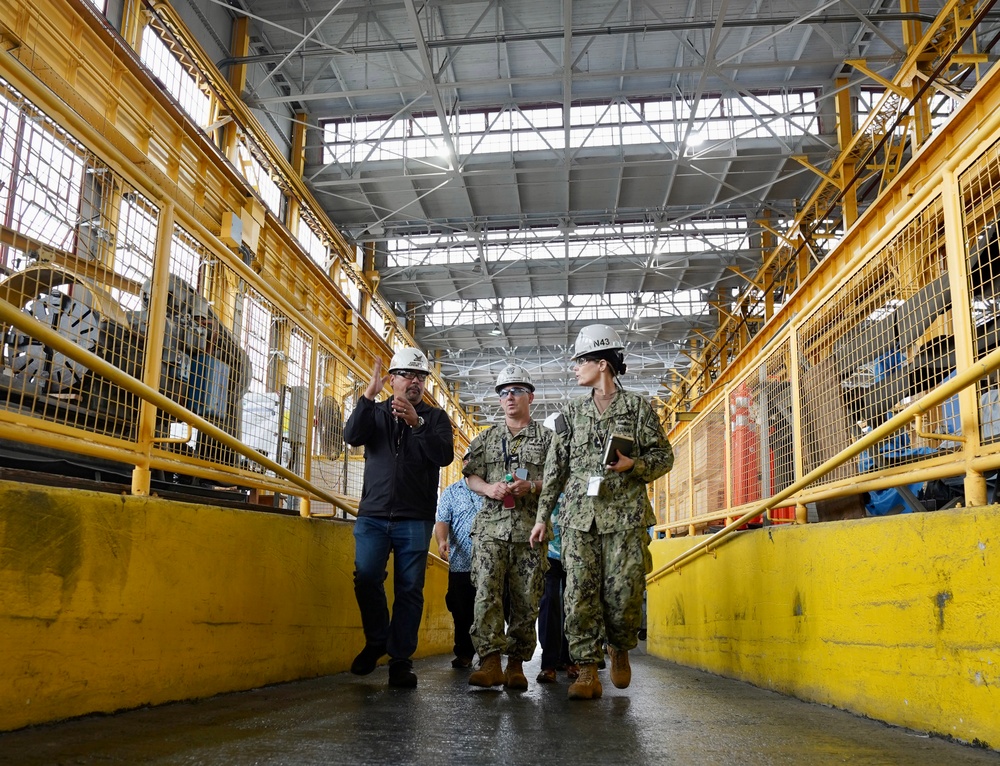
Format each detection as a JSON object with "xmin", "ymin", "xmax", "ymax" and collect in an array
[{"xmin": 353, "ymin": 516, "xmax": 435, "ymax": 660}]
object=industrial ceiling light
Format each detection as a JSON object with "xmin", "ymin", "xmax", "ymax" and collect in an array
[{"xmin": 490, "ymin": 322, "xmax": 502, "ymax": 336}]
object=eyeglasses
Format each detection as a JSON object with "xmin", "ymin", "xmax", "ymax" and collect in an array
[
  {"xmin": 575, "ymin": 357, "xmax": 600, "ymax": 366},
  {"xmin": 498, "ymin": 387, "xmax": 531, "ymax": 399},
  {"xmin": 394, "ymin": 370, "xmax": 428, "ymax": 382}
]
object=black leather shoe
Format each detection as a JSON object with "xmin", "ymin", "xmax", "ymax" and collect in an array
[
  {"xmin": 388, "ymin": 659, "xmax": 418, "ymax": 688},
  {"xmin": 350, "ymin": 644, "xmax": 386, "ymax": 675},
  {"xmin": 450, "ymin": 655, "xmax": 473, "ymax": 669}
]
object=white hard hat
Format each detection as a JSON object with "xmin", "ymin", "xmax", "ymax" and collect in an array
[
  {"xmin": 494, "ymin": 364, "xmax": 534, "ymax": 393},
  {"xmin": 571, "ymin": 324, "xmax": 624, "ymax": 360},
  {"xmin": 388, "ymin": 347, "xmax": 430, "ymax": 374}
]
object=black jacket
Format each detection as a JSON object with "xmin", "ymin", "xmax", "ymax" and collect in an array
[{"xmin": 343, "ymin": 396, "xmax": 455, "ymax": 520}]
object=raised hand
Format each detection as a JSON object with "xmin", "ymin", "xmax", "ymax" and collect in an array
[{"xmin": 364, "ymin": 357, "xmax": 389, "ymax": 400}]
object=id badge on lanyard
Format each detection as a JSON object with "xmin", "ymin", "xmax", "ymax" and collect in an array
[
  {"xmin": 587, "ymin": 423, "xmax": 613, "ymax": 496},
  {"xmin": 502, "ymin": 432, "xmax": 524, "ymax": 474}
]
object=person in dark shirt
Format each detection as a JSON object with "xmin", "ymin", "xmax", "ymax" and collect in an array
[{"xmin": 344, "ymin": 347, "xmax": 455, "ymax": 688}]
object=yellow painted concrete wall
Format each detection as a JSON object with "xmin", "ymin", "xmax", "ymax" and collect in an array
[
  {"xmin": 0, "ymin": 481, "xmax": 451, "ymax": 731},
  {"xmin": 647, "ymin": 506, "xmax": 1000, "ymax": 749}
]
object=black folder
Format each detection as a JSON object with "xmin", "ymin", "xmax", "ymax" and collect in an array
[{"xmin": 601, "ymin": 432, "xmax": 634, "ymax": 466}]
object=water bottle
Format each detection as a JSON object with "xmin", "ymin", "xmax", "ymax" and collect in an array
[
  {"xmin": 503, "ymin": 473, "xmax": 515, "ymax": 508},
  {"xmin": 503, "ymin": 468, "xmax": 528, "ymax": 508}
]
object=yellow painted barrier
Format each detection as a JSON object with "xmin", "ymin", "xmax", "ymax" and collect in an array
[
  {"xmin": 647, "ymin": 505, "xmax": 1000, "ymax": 748},
  {"xmin": 0, "ymin": 481, "xmax": 451, "ymax": 731}
]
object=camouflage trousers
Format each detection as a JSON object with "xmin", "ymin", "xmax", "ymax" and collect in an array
[
  {"xmin": 470, "ymin": 537, "xmax": 547, "ymax": 660},
  {"xmin": 562, "ymin": 525, "xmax": 652, "ymax": 664}
]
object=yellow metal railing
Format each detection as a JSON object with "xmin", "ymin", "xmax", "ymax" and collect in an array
[
  {"xmin": 649, "ymin": 342, "xmax": 1000, "ymax": 581},
  {"xmin": 0, "ymin": 291, "xmax": 358, "ymax": 516},
  {"xmin": 656, "ymin": 28, "xmax": 1000, "ymax": 538}
]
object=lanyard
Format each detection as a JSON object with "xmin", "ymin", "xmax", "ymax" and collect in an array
[
  {"xmin": 393, "ymin": 414, "xmax": 405, "ymax": 455},
  {"xmin": 502, "ymin": 429, "xmax": 527, "ymax": 472}
]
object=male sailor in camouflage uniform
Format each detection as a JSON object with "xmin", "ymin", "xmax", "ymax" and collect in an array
[
  {"xmin": 465, "ymin": 364, "xmax": 552, "ymax": 690},
  {"xmin": 530, "ymin": 324, "xmax": 673, "ymax": 700}
]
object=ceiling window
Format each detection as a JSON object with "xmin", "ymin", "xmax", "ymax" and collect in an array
[
  {"xmin": 235, "ymin": 137, "xmax": 284, "ymax": 218},
  {"xmin": 857, "ymin": 88, "xmax": 955, "ymax": 135},
  {"xmin": 140, "ymin": 25, "xmax": 211, "ymax": 129},
  {"xmin": 386, "ymin": 219, "xmax": 750, "ymax": 268},
  {"xmin": 112, "ymin": 192, "xmax": 159, "ymax": 310},
  {"xmin": 296, "ymin": 215, "xmax": 329, "ymax": 269},
  {"xmin": 0, "ymin": 94, "xmax": 85, "ymax": 261},
  {"xmin": 322, "ymin": 93, "xmax": 819, "ymax": 166},
  {"xmin": 425, "ymin": 290, "xmax": 709, "ymax": 329}
]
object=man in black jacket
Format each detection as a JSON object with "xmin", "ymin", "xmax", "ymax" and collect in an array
[{"xmin": 344, "ymin": 347, "xmax": 455, "ymax": 688}]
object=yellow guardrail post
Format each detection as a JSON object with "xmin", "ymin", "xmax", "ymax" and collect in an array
[
  {"xmin": 131, "ymin": 201, "xmax": 174, "ymax": 496},
  {"xmin": 301, "ymin": 340, "xmax": 319, "ymax": 518},
  {"xmin": 942, "ymin": 168, "xmax": 988, "ymax": 507}
]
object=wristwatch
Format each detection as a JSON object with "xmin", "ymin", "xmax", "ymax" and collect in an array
[
  {"xmin": 411, "ymin": 415, "xmax": 425, "ymax": 431},
  {"xmin": 530, "ymin": 480, "xmax": 537, "ymax": 494}
]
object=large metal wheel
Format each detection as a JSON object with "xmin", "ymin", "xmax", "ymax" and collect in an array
[{"xmin": 4, "ymin": 288, "xmax": 100, "ymax": 391}]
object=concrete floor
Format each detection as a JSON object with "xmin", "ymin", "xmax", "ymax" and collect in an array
[{"xmin": 1, "ymin": 648, "xmax": 997, "ymax": 766}]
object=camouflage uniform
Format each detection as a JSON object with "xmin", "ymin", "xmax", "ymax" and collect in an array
[
  {"xmin": 536, "ymin": 390, "xmax": 673, "ymax": 664},
  {"xmin": 464, "ymin": 420, "xmax": 552, "ymax": 660}
]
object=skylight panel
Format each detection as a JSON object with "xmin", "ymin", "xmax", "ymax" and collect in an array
[
  {"xmin": 508, "ymin": 111, "xmax": 531, "ymax": 130},
  {"xmin": 412, "ymin": 115, "xmax": 441, "ymax": 137},
  {"xmin": 858, "ymin": 88, "xmax": 955, "ymax": 132},
  {"xmin": 327, "ymin": 91, "xmax": 818, "ymax": 167},
  {"xmin": 424, "ymin": 291, "xmax": 709, "ymax": 329},
  {"xmin": 520, "ymin": 129, "xmax": 562, "ymax": 152},
  {"xmin": 387, "ymin": 220, "xmax": 749, "ymax": 267}
]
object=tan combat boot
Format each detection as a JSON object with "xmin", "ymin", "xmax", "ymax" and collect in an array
[
  {"xmin": 469, "ymin": 651, "xmax": 505, "ymax": 687},
  {"xmin": 567, "ymin": 662, "xmax": 603, "ymax": 700},
  {"xmin": 608, "ymin": 646, "xmax": 631, "ymax": 689},
  {"xmin": 504, "ymin": 658, "xmax": 528, "ymax": 690}
]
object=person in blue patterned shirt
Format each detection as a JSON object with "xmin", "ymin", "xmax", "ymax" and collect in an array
[{"xmin": 434, "ymin": 451, "xmax": 484, "ymax": 669}]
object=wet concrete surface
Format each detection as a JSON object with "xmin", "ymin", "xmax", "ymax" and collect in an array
[{"xmin": 1, "ymin": 647, "xmax": 997, "ymax": 765}]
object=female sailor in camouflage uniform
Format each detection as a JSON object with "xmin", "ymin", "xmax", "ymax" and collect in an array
[{"xmin": 530, "ymin": 324, "xmax": 673, "ymax": 701}]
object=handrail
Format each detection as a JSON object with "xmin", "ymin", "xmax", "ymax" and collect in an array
[
  {"xmin": 647, "ymin": 343, "xmax": 1000, "ymax": 583},
  {"xmin": 0, "ymin": 295, "xmax": 359, "ymax": 517}
]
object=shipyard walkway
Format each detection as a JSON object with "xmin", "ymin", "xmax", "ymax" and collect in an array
[{"xmin": 1, "ymin": 647, "xmax": 997, "ymax": 766}]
